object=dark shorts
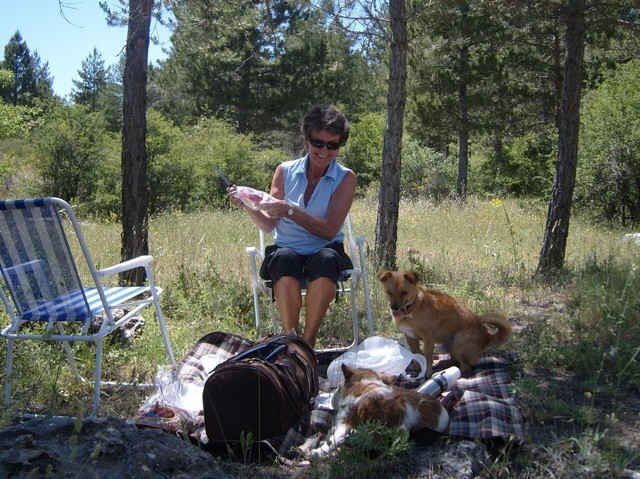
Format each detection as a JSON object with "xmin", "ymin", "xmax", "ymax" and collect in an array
[{"xmin": 259, "ymin": 242, "xmax": 353, "ymax": 286}]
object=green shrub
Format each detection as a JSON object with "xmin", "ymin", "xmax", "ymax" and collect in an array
[
  {"xmin": 519, "ymin": 256, "xmax": 640, "ymax": 393},
  {"xmin": 147, "ymin": 109, "xmax": 194, "ymax": 214},
  {"xmin": 342, "ymin": 112, "xmax": 384, "ymax": 190},
  {"xmin": 33, "ymin": 104, "xmax": 117, "ymax": 206},
  {"xmin": 577, "ymin": 59, "xmax": 640, "ymax": 225},
  {"xmin": 401, "ymin": 138, "xmax": 454, "ymax": 200},
  {"xmin": 0, "ymin": 102, "xmax": 44, "ymax": 140},
  {"xmin": 343, "ymin": 113, "xmax": 455, "ymax": 199},
  {"xmin": 474, "ymin": 129, "xmax": 555, "ymax": 197},
  {"xmin": 154, "ymin": 117, "xmax": 284, "ymax": 211}
]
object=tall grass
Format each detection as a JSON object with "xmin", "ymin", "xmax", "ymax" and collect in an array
[{"xmin": 0, "ymin": 197, "xmax": 638, "ymax": 455}]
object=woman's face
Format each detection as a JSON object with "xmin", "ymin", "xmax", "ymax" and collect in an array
[{"xmin": 305, "ymin": 129, "xmax": 341, "ymax": 172}]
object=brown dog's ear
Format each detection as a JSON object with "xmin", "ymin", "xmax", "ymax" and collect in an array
[
  {"xmin": 377, "ymin": 270, "xmax": 392, "ymax": 282},
  {"xmin": 341, "ymin": 363, "xmax": 354, "ymax": 381},
  {"xmin": 404, "ymin": 271, "xmax": 420, "ymax": 284}
]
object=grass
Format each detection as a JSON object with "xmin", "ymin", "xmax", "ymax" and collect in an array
[{"xmin": 1, "ymin": 196, "xmax": 639, "ymax": 476}]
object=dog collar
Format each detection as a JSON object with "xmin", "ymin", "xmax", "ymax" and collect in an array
[{"xmin": 402, "ymin": 298, "xmax": 417, "ymax": 313}]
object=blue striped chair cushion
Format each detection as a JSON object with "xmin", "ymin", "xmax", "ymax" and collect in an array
[{"xmin": 19, "ymin": 286, "xmax": 150, "ymax": 322}]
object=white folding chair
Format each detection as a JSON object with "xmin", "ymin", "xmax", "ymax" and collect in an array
[
  {"xmin": 0, "ymin": 197, "xmax": 175, "ymax": 417},
  {"xmin": 246, "ymin": 214, "xmax": 373, "ymax": 351}
]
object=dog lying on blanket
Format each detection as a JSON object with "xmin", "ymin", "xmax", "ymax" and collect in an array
[
  {"xmin": 378, "ymin": 270, "xmax": 512, "ymax": 376},
  {"xmin": 300, "ymin": 364, "xmax": 449, "ymax": 457}
]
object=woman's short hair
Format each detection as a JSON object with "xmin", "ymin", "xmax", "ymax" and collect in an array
[{"xmin": 301, "ymin": 104, "xmax": 350, "ymax": 146}]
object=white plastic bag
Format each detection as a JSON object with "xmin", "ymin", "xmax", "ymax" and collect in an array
[
  {"xmin": 232, "ymin": 186, "xmax": 278, "ymax": 211},
  {"xmin": 326, "ymin": 336, "xmax": 428, "ymax": 387},
  {"xmin": 142, "ymin": 365, "xmax": 203, "ymax": 418}
]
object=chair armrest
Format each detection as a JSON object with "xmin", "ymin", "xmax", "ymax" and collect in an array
[
  {"xmin": 246, "ymin": 246, "xmax": 264, "ymax": 261},
  {"xmin": 96, "ymin": 255, "xmax": 154, "ymax": 277}
]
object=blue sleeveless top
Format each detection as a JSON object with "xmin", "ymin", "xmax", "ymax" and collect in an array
[{"xmin": 274, "ymin": 155, "xmax": 349, "ymax": 255}]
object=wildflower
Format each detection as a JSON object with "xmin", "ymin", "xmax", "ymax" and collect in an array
[{"xmin": 490, "ymin": 198, "xmax": 503, "ymax": 208}]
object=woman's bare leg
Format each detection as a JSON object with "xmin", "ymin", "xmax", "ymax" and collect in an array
[
  {"xmin": 273, "ymin": 276, "xmax": 302, "ymax": 335},
  {"xmin": 304, "ymin": 277, "xmax": 336, "ymax": 347}
]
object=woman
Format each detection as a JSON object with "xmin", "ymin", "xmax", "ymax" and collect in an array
[{"xmin": 230, "ymin": 104, "xmax": 356, "ymax": 347}]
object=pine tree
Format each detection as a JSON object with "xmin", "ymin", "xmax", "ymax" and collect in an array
[
  {"xmin": 2, "ymin": 31, "xmax": 52, "ymax": 105},
  {"xmin": 72, "ymin": 48, "xmax": 108, "ymax": 110}
]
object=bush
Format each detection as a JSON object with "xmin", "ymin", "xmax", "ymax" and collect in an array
[
  {"xmin": 343, "ymin": 113, "xmax": 454, "ymax": 199},
  {"xmin": 33, "ymin": 104, "xmax": 117, "ymax": 206},
  {"xmin": 342, "ymin": 112, "xmax": 384, "ymax": 190},
  {"xmin": 474, "ymin": 129, "xmax": 555, "ymax": 197},
  {"xmin": 577, "ymin": 59, "xmax": 640, "ymax": 225},
  {"xmin": 147, "ymin": 109, "xmax": 194, "ymax": 214},
  {"xmin": 152, "ymin": 117, "xmax": 284, "ymax": 212},
  {"xmin": 0, "ymin": 102, "xmax": 44, "ymax": 140},
  {"xmin": 401, "ymin": 138, "xmax": 454, "ymax": 200}
]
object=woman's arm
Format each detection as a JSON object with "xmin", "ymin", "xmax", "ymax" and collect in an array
[
  {"xmin": 260, "ymin": 169, "xmax": 357, "ymax": 240},
  {"xmin": 227, "ymin": 165, "xmax": 285, "ymax": 233}
]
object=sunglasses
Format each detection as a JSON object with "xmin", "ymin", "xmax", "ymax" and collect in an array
[{"xmin": 308, "ymin": 137, "xmax": 341, "ymax": 150}]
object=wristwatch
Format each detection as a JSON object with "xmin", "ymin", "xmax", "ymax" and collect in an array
[{"xmin": 287, "ymin": 204, "xmax": 295, "ymax": 217}]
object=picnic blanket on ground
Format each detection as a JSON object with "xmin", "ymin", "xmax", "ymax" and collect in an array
[
  {"xmin": 133, "ymin": 332, "xmax": 524, "ymax": 448},
  {"xmin": 439, "ymin": 356, "xmax": 524, "ymax": 442}
]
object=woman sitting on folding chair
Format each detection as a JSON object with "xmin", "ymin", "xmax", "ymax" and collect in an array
[{"xmin": 229, "ymin": 104, "xmax": 356, "ymax": 347}]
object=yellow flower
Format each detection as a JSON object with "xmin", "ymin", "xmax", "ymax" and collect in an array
[{"xmin": 490, "ymin": 198, "xmax": 503, "ymax": 208}]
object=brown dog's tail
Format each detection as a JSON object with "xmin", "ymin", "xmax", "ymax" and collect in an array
[{"xmin": 479, "ymin": 313, "xmax": 512, "ymax": 348}]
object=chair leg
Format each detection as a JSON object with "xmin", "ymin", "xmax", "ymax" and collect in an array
[
  {"xmin": 251, "ymin": 283, "xmax": 261, "ymax": 332},
  {"xmin": 269, "ymin": 293, "xmax": 279, "ymax": 333},
  {"xmin": 357, "ymin": 244, "xmax": 374, "ymax": 334},
  {"xmin": 152, "ymin": 289, "xmax": 175, "ymax": 365},
  {"xmin": 349, "ymin": 281, "xmax": 360, "ymax": 346},
  {"xmin": 56, "ymin": 323, "xmax": 83, "ymax": 380},
  {"xmin": 4, "ymin": 338, "xmax": 13, "ymax": 407},
  {"xmin": 90, "ymin": 338, "xmax": 103, "ymax": 418}
]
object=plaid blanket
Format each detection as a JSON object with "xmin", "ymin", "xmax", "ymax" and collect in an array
[
  {"xmin": 134, "ymin": 332, "xmax": 524, "ymax": 445},
  {"xmin": 439, "ymin": 355, "xmax": 524, "ymax": 443},
  {"xmin": 176, "ymin": 331, "xmax": 254, "ymax": 386}
]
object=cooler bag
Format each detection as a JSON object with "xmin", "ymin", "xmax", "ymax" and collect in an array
[{"xmin": 202, "ymin": 334, "xmax": 318, "ymax": 453}]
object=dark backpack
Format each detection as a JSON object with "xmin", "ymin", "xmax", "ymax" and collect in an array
[{"xmin": 202, "ymin": 334, "xmax": 318, "ymax": 454}]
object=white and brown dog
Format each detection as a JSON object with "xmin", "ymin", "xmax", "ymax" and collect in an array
[{"xmin": 301, "ymin": 364, "xmax": 449, "ymax": 457}]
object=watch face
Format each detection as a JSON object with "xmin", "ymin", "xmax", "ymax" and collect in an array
[{"xmin": 288, "ymin": 207, "xmax": 294, "ymax": 216}]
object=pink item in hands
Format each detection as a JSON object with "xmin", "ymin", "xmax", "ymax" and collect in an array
[{"xmin": 232, "ymin": 186, "xmax": 278, "ymax": 211}]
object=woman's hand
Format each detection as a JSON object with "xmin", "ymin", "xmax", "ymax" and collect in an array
[
  {"xmin": 259, "ymin": 199, "xmax": 291, "ymax": 219},
  {"xmin": 227, "ymin": 186, "xmax": 243, "ymax": 208}
]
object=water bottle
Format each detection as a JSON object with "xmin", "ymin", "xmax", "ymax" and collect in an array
[
  {"xmin": 154, "ymin": 364, "xmax": 180, "ymax": 406},
  {"xmin": 416, "ymin": 366, "xmax": 461, "ymax": 396}
]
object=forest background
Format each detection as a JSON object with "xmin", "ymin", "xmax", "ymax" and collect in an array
[{"xmin": 1, "ymin": 1, "xmax": 638, "ymax": 228}]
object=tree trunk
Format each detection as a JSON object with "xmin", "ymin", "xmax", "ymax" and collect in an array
[
  {"xmin": 456, "ymin": 49, "xmax": 469, "ymax": 201},
  {"xmin": 494, "ymin": 129, "xmax": 504, "ymax": 169},
  {"xmin": 374, "ymin": 0, "xmax": 407, "ymax": 269},
  {"xmin": 120, "ymin": 0, "xmax": 153, "ymax": 285},
  {"xmin": 536, "ymin": 0, "xmax": 585, "ymax": 276},
  {"xmin": 552, "ymin": 19, "xmax": 563, "ymax": 131}
]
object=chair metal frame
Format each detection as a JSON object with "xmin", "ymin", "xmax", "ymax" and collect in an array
[
  {"xmin": 246, "ymin": 214, "xmax": 373, "ymax": 350},
  {"xmin": 0, "ymin": 197, "xmax": 175, "ymax": 417}
]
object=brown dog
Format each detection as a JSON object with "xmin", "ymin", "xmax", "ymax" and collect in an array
[{"xmin": 377, "ymin": 270, "xmax": 511, "ymax": 376}]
